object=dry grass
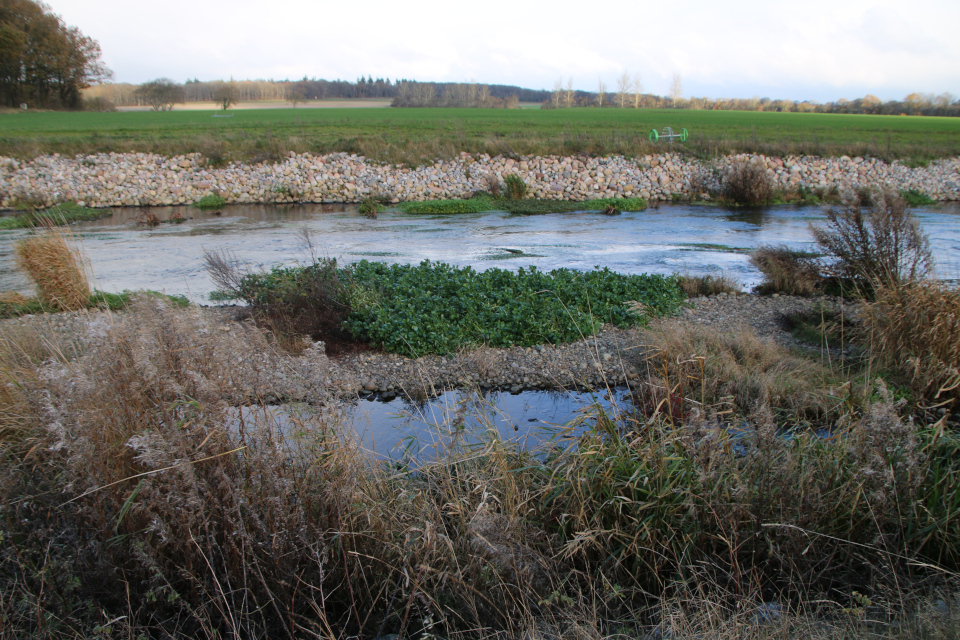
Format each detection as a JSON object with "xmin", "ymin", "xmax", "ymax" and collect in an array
[
  {"xmin": 0, "ymin": 300, "xmax": 957, "ymax": 638},
  {"xmin": 675, "ymin": 272, "xmax": 742, "ymax": 297},
  {"xmin": 749, "ymin": 245, "xmax": 823, "ymax": 296},
  {"xmin": 864, "ymin": 281, "xmax": 960, "ymax": 408},
  {"xmin": 639, "ymin": 319, "xmax": 840, "ymax": 423},
  {"xmin": 14, "ymin": 226, "xmax": 91, "ymax": 311}
]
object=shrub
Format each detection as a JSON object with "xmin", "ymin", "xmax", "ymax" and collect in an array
[
  {"xmin": 358, "ymin": 196, "xmax": 380, "ymax": 218},
  {"xmin": 193, "ymin": 193, "xmax": 226, "ymax": 209},
  {"xmin": 14, "ymin": 226, "xmax": 90, "ymax": 311},
  {"xmin": 748, "ymin": 245, "xmax": 823, "ymax": 296},
  {"xmin": 865, "ymin": 282, "xmax": 960, "ymax": 408},
  {"xmin": 204, "ymin": 249, "xmax": 354, "ymax": 352},
  {"xmin": 721, "ymin": 160, "xmax": 775, "ymax": 205},
  {"xmin": 503, "ymin": 173, "xmax": 528, "ymax": 199},
  {"xmin": 811, "ymin": 188, "xmax": 932, "ymax": 291}
]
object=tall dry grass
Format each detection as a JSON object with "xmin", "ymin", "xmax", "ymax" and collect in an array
[
  {"xmin": 864, "ymin": 281, "xmax": 960, "ymax": 408},
  {"xmin": 1, "ymin": 298, "xmax": 957, "ymax": 638},
  {"xmin": 14, "ymin": 225, "xmax": 91, "ymax": 311},
  {"xmin": 749, "ymin": 245, "xmax": 824, "ymax": 296}
]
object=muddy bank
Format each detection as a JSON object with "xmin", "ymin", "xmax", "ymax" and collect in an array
[{"xmin": 2, "ymin": 150, "xmax": 958, "ymax": 210}]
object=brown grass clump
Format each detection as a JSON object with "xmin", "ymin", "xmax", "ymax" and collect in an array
[
  {"xmin": 864, "ymin": 281, "xmax": 960, "ymax": 408},
  {"xmin": 640, "ymin": 319, "xmax": 838, "ymax": 423},
  {"xmin": 722, "ymin": 160, "xmax": 775, "ymax": 205},
  {"xmin": 675, "ymin": 272, "xmax": 741, "ymax": 297},
  {"xmin": 749, "ymin": 245, "xmax": 823, "ymax": 296},
  {"xmin": 0, "ymin": 291, "xmax": 31, "ymax": 306},
  {"xmin": 14, "ymin": 226, "xmax": 91, "ymax": 310}
]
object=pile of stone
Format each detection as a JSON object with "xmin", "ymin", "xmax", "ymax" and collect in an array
[{"xmin": 1, "ymin": 150, "xmax": 957, "ymax": 210}]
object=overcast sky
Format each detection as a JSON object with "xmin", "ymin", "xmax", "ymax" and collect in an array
[{"xmin": 53, "ymin": 0, "xmax": 960, "ymax": 102}]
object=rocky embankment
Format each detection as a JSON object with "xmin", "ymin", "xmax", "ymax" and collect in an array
[{"xmin": 1, "ymin": 151, "xmax": 958, "ymax": 209}]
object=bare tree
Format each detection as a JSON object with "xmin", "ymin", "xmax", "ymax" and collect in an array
[
  {"xmin": 616, "ymin": 71, "xmax": 630, "ymax": 107},
  {"xmin": 670, "ymin": 73, "xmax": 683, "ymax": 102},
  {"xmin": 564, "ymin": 78, "xmax": 574, "ymax": 108},
  {"xmin": 214, "ymin": 82, "xmax": 238, "ymax": 110},
  {"xmin": 632, "ymin": 73, "xmax": 643, "ymax": 108},
  {"xmin": 552, "ymin": 79, "xmax": 563, "ymax": 108},
  {"xmin": 597, "ymin": 80, "xmax": 607, "ymax": 107},
  {"xmin": 134, "ymin": 78, "xmax": 184, "ymax": 111},
  {"xmin": 286, "ymin": 83, "xmax": 307, "ymax": 108},
  {"xmin": 477, "ymin": 83, "xmax": 490, "ymax": 107}
]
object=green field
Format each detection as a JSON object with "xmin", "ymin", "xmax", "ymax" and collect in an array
[{"xmin": 2, "ymin": 107, "xmax": 958, "ymax": 165}]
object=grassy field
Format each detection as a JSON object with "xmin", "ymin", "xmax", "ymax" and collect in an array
[{"xmin": 2, "ymin": 107, "xmax": 959, "ymax": 165}]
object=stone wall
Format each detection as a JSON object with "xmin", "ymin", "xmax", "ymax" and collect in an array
[{"xmin": 1, "ymin": 151, "xmax": 958, "ymax": 209}]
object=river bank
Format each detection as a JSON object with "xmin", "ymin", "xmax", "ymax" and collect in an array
[{"xmin": 2, "ymin": 150, "xmax": 958, "ymax": 210}]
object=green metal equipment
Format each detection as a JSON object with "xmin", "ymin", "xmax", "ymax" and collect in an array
[{"xmin": 648, "ymin": 127, "xmax": 688, "ymax": 142}]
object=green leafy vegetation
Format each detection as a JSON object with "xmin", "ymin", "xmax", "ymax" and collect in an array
[
  {"xmin": 900, "ymin": 188, "xmax": 936, "ymax": 205},
  {"xmin": 192, "ymin": 193, "xmax": 226, "ymax": 209},
  {"xmin": 2, "ymin": 107, "xmax": 959, "ymax": 165},
  {"xmin": 221, "ymin": 259, "xmax": 684, "ymax": 356},
  {"xmin": 0, "ymin": 202, "xmax": 111, "ymax": 230},
  {"xmin": 398, "ymin": 195, "xmax": 647, "ymax": 215},
  {"xmin": 343, "ymin": 261, "xmax": 684, "ymax": 356}
]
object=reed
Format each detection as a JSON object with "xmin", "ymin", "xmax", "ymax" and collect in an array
[{"xmin": 14, "ymin": 225, "xmax": 91, "ymax": 311}]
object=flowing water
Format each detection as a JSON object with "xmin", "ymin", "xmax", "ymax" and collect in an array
[{"xmin": 3, "ymin": 201, "xmax": 958, "ymax": 301}]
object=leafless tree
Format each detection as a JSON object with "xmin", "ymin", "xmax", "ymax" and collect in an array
[
  {"xmin": 670, "ymin": 73, "xmax": 683, "ymax": 102},
  {"xmin": 134, "ymin": 78, "xmax": 183, "ymax": 111},
  {"xmin": 477, "ymin": 83, "xmax": 490, "ymax": 106},
  {"xmin": 564, "ymin": 78, "xmax": 574, "ymax": 108},
  {"xmin": 632, "ymin": 73, "xmax": 643, "ymax": 108},
  {"xmin": 552, "ymin": 79, "xmax": 563, "ymax": 108},
  {"xmin": 214, "ymin": 82, "xmax": 238, "ymax": 110},
  {"xmin": 597, "ymin": 80, "xmax": 607, "ymax": 106},
  {"xmin": 616, "ymin": 71, "xmax": 630, "ymax": 107},
  {"xmin": 286, "ymin": 83, "xmax": 307, "ymax": 108}
]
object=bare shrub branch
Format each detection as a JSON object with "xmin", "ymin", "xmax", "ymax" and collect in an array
[{"xmin": 811, "ymin": 188, "xmax": 932, "ymax": 290}]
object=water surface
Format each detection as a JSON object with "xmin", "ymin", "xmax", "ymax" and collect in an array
[{"xmin": 2, "ymin": 202, "xmax": 958, "ymax": 300}]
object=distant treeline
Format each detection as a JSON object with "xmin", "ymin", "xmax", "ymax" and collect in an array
[
  {"xmin": 544, "ymin": 91, "xmax": 960, "ymax": 117},
  {"xmin": 83, "ymin": 77, "xmax": 551, "ymax": 109},
  {"xmin": 82, "ymin": 75, "xmax": 960, "ymax": 118}
]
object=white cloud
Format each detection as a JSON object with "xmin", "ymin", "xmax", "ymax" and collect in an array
[{"xmin": 52, "ymin": 0, "xmax": 960, "ymax": 101}]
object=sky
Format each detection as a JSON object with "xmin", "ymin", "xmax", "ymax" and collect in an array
[{"xmin": 52, "ymin": 0, "xmax": 960, "ymax": 103}]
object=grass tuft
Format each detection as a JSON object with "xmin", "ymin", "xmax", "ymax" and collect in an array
[
  {"xmin": 14, "ymin": 226, "xmax": 90, "ymax": 310},
  {"xmin": 193, "ymin": 193, "xmax": 226, "ymax": 209},
  {"xmin": 749, "ymin": 245, "xmax": 823, "ymax": 296},
  {"xmin": 865, "ymin": 281, "xmax": 960, "ymax": 408}
]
